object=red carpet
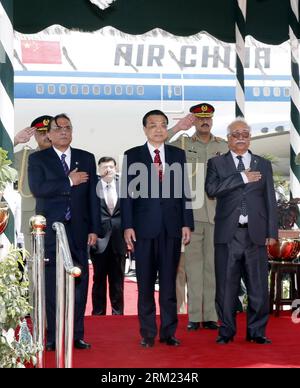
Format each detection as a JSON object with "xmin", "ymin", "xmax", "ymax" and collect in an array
[
  {"xmin": 45, "ymin": 313, "xmax": 300, "ymax": 368},
  {"xmin": 44, "ymin": 266, "xmax": 300, "ymax": 368}
]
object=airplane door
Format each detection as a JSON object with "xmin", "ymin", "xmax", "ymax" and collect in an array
[{"xmin": 160, "ymin": 73, "xmax": 185, "ymax": 114}]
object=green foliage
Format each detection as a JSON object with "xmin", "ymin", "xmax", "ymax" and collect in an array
[
  {"xmin": 0, "ymin": 147, "xmax": 18, "ymax": 193},
  {"xmin": 0, "ymin": 248, "xmax": 39, "ymax": 368}
]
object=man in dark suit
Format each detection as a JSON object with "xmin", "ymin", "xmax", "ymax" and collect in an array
[
  {"xmin": 205, "ymin": 117, "xmax": 278, "ymax": 345},
  {"xmin": 28, "ymin": 113, "xmax": 100, "ymax": 350},
  {"xmin": 90, "ymin": 156, "xmax": 126, "ymax": 315},
  {"xmin": 121, "ymin": 109, "xmax": 194, "ymax": 348}
]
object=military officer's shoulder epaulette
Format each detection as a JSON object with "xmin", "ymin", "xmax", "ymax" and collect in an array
[{"xmin": 213, "ymin": 136, "xmax": 226, "ymax": 143}]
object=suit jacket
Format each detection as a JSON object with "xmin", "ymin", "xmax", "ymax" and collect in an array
[
  {"xmin": 28, "ymin": 146, "xmax": 100, "ymax": 260},
  {"xmin": 205, "ymin": 150, "xmax": 278, "ymax": 245},
  {"xmin": 93, "ymin": 176, "xmax": 126, "ymax": 255},
  {"xmin": 121, "ymin": 143, "xmax": 194, "ymax": 239}
]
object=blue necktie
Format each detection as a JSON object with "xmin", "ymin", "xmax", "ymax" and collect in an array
[
  {"xmin": 61, "ymin": 154, "xmax": 71, "ymax": 220},
  {"xmin": 236, "ymin": 155, "xmax": 247, "ymax": 217}
]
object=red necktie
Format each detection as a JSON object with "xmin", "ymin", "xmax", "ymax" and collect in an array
[{"xmin": 154, "ymin": 149, "xmax": 163, "ymax": 181}]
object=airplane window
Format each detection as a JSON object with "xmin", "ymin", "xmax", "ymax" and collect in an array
[
  {"xmin": 36, "ymin": 84, "xmax": 45, "ymax": 95},
  {"xmin": 104, "ymin": 85, "xmax": 112, "ymax": 95},
  {"xmin": 93, "ymin": 85, "xmax": 100, "ymax": 95},
  {"xmin": 71, "ymin": 85, "xmax": 79, "ymax": 95},
  {"xmin": 126, "ymin": 86, "xmax": 133, "ymax": 95},
  {"xmin": 284, "ymin": 87, "xmax": 290, "ymax": 97},
  {"xmin": 273, "ymin": 87, "xmax": 281, "ymax": 97},
  {"xmin": 261, "ymin": 127, "xmax": 268, "ymax": 133},
  {"xmin": 137, "ymin": 86, "xmax": 144, "ymax": 96},
  {"xmin": 115, "ymin": 85, "xmax": 122, "ymax": 95},
  {"xmin": 275, "ymin": 125, "xmax": 284, "ymax": 132},
  {"xmin": 174, "ymin": 86, "xmax": 182, "ymax": 96},
  {"xmin": 82, "ymin": 85, "xmax": 89, "ymax": 95},
  {"xmin": 59, "ymin": 84, "xmax": 67, "ymax": 95},
  {"xmin": 48, "ymin": 84, "xmax": 56, "ymax": 95},
  {"xmin": 263, "ymin": 87, "xmax": 270, "ymax": 97},
  {"xmin": 252, "ymin": 87, "xmax": 260, "ymax": 97}
]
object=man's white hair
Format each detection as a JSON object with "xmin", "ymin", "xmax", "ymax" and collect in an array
[{"xmin": 227, "ymin": 116, "xmax": 251, "ymax": 134}]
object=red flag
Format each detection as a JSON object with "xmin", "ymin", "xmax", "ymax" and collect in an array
[{"xmin": 21, "ymin": 40, "xmax": 62, "ymax": 64}]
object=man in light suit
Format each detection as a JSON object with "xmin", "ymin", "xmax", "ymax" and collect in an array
[
  {"xmin": 121, "ymin": 109, "xmax": 194, "ymax": 348},
  {"xmin": 28, "ymin": 113, "xmax": 100, "ymax": 350},
  {"xmin": 205, "ymin": 117, "xmax": 278, "ymax": 344},
  {"xmin": 90, "ymin": 156, "xmax": 126, "ymax": 316}
]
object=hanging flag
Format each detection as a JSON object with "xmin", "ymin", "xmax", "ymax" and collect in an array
[{"xmin": 21, "ymin": 40, "xmax": 62, "ymax": 64}]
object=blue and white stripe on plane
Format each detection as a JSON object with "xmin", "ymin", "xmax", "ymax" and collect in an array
[{"xmin": 14, "ymin": 71, "xmax": 291, "ymax": 102}]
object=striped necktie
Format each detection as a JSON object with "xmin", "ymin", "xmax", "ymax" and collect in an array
[
  {"xmin": 236, "ymin": 155, "xmax": 247, "ymax": 217},
  {"xmin": 61, "ymin": 153, "xmax": 71, "ymax": 220}
]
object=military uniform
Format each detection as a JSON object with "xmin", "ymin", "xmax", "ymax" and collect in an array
[
  {"xmin": 13, "ymin": 146, "xmax": 36, "ymax": 251},
  {"xmin": 167, "ymin": 127, "xmax": 228, "ymax": 323}
]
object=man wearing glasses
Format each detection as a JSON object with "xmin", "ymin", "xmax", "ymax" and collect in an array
[
  {"xmin": 205, "ymin": 117, "xmax": 278, "ymax": 345},
  {"xmin": 28, "ymin": 113, "xmax": 100, "ymax": 351}
]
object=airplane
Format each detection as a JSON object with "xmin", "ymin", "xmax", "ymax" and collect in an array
[{"xmin": 13, "ymin": 26, "xmax": 291, "ymax": 177}]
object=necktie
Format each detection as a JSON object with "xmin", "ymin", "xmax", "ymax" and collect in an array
[
  {"xmin": 236, "ymin": 155, "xmax": 247, "ymax": 217},
  {"xmin": 61, "ymin": 153, "xmax": 71, "ymax": 220},
  {"xmin": 106, "ymin": 184, "xmax": 115, "ymax": 215},
  {"xmin": 154, "ymin": 149, "xmax": 163, "ymax": 181}
]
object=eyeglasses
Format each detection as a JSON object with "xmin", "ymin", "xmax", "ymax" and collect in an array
[
  {"xmin": 229, "ymin": 132, "xmax": 250, "ymax": 139},
  {"xmin": 51, "ymin": 125, "xmax": 73, "ymax": 133}
]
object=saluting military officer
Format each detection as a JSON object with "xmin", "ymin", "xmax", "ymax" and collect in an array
[
  {"xmin": 13, "ymin": 115, "xmax": 53, "ymax": 251},
  {"xmin": 167, "ymin": 103, "xmax": 228, "ymax": 330}
]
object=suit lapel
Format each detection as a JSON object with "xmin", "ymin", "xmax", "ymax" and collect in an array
[
  {"xmin": 49, "ymin": 147, "xmax": 66, "ymax": 176},
  {"xmin": 249, "ymin": 151, "xmax": 260, "ymax": 171},
  {"xmin": 70, "ymin": 147, "xmax": 80, "ymax": 171},
  {"xmin": 224, "ymin": 151, "xmax": 238, "ymax": 174}
]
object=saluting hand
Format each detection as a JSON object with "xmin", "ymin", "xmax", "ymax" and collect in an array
[
  {"xmin": 14, "ymin": 126, "xmax": 35, "ymax": 146},
  {"xmin": 172, "ymin": 114, "xmax": 196, "ymax": 134},
  {"xmin": 69, "ymin": 168, "xmax": 89, "ymax": 185}
]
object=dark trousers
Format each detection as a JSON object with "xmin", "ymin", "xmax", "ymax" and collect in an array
[
  {"xmin": 90, "ymin": 240, "xmax": 125, "ymax": 315},
  {"xmin": 215, "ymin": 228, "xmax": 269, "ymax": 338},
  {"xmin": 45, "ymin": 222, "xmax": 89, "ymax": 343},
  {"xmin": 135, "ymin": 229, "xmax": 181, "ymax": 339}
]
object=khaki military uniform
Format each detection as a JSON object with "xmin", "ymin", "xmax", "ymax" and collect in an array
[
  {"xmin": 13, "ymin": 147, "xmax": 36, "ymax": 252},
  {"xmin": 167, "ymin": 128, "xmax": 228, "ymax": 322}
]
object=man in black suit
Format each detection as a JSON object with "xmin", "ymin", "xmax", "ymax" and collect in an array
[
  {"xmin": 121, "ymin": 109, "xmax": 194, "ymax": 348},
  {"xmin": 28, "ymin": 113, "xmax": 100, "ymax": 350},
  {"xmin": 205, "ymin": 117, "xmax": 278, "ymax": 345},
  {"xmin": 90, "ymin": 156, "xmax": 126, "ymax": 315}
]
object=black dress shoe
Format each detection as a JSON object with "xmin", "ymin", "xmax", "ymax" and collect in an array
[
  {"xmin": 246, "ymin": 336, "xmax": 272, "ymax": 344},
  {"xmin": 159, "ymin": 336, "xmax": 181, "ymax": 346},
  {"xmin": 187, "ymin": 321, "xmax": 200, "ymax": 331},
  {"xmin": 45, "ymin": 342, "xmax": 55, "ymax": 351},
  {"xmin": 202, "ymin": 321, "xmax": 219, "ymax": 330},
  {"xmin": 74, "ymin": 339, "xmax": 91, "ymax": 349},
  {"xmin": 216, "ymin": 335, "xmax": 234, "ymax": 344},
  {"xmin": 140, "ymin": 337, "xmax": 155, "ymax": 348}
]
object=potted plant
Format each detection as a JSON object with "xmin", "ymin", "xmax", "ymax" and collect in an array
[{"xmin": 0, "ymin": 248, "xmax": 40, "ymax": 368}]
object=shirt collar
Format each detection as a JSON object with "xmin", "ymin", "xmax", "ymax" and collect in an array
[
  {"xmin": 230, "ymin": 150, "xmax": 249, "ymax": 159},
  {"xmin": 53, "ymin": 146, "xmax": 71, "ymax": 159},
  {"xmin": 147, "ymin": 142, "xmax": 164, "ymax": 154}
]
